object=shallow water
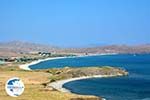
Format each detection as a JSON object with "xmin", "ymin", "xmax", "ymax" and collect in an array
[{"xmin": 30, "ymin": 54, "xmax": 150, "ymax": 100}]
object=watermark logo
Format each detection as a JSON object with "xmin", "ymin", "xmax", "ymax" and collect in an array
[{"xmin": 5, "ymin": 77, "xmax": 25, "ymax": 97}]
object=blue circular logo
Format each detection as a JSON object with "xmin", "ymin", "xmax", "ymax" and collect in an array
[{"xmin": 5, "ymin": 77, "xmax": 25, "ymax": 97}]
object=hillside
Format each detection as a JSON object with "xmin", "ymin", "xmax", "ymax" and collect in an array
[
  {"xmin": 60, "ymin": 44, "xmax": 150, "ymax": 54},
  {"xmin": 0, "ymin": 41, "xmax": 150, "ymax": 57},
  {"xmin": 0, "ymin": 41, "xmax": 59, "ymax": 57}
]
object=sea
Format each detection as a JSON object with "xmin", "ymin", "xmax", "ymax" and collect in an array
[{"xmin": 30, "ymin": 54, "xmax": 150, "ymax": 100}]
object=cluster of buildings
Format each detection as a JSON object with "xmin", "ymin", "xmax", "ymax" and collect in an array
[{"xmin": 0, "ymin": 52, "xmax": 52, "ymax": 63}]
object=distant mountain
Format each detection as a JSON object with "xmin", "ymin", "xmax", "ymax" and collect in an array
[
  {"xmin": 0, "ymin": 41, "xmax": 150, "ymax": 57},
  {"xmin": 60, "ymin": 44, "xmax": 150, "ymax": 54},
  {"xmin": 0, "ymin": 41, "xmax": 59, "ymax": 57}
]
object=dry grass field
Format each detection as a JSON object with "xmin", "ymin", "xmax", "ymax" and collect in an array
[{"xmin": 0, "ymin": 65, "xmax": 101, "ymax": 100}]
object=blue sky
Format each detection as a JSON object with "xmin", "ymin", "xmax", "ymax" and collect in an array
[{"xmin": 0, "ymin": 0, "xmax": 150, "ymax": 47}]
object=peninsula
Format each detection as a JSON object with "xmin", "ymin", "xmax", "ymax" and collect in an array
[
  {"xmin": 47, "ymin": 67, "xmax": 128, "ymax": 93},
  {"xmin": 0, "ymin": 62, "xmax": 128, "ymax": 100}
]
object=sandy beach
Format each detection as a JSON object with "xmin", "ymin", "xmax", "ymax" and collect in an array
[
  {"xmin": 48, "ymin": 74, "xmax": 123, "ymax": 100},
  {"xmin": 19, "ymin": 56, "xmax": 67, "ymax": 70},
  {"xmin": 19, "ymin": 53, "xmax": 118, "ymax": 70},
  {"xmin": 18, "ymin": 54, "xmax": 127, "ymax": 100},
  {"xmin": 48, "ymin": 74, "xmax": 123, "ymax": 93}
]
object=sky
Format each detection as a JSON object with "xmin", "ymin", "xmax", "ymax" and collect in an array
[{"xmin": 0, "ymin": 0, "xmax": 150, "ymax": 47}]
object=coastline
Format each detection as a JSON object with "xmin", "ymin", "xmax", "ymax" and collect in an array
[
  {"xmin": 48, "ymin": 73, "xmax": 123, "ymax": 93},
  {"xmin": 18, "ymin": 53, "xmax": 127, "ymax": 100},
  {"xmin": 48, "ymin": 74, "xmax": 124, "ymax": 100},
  {"xmin": 19, "ymin": 56, "xmax": 67, "ymax": 70},
  {"xmin": 19, "ymin": 53, "xmax": 118, "ymax": 70}
]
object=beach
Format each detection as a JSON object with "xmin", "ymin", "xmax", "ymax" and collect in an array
[
  {"xmin": 17, "ymin": 54, "xmax": 150, "ymax": 100},
  {"xmin": 19, "ymin": 53, "xmax": 118, "ymax": 71},
  {"xmin": 17, "ymin": 54, "xmax": 131, "ymax": 100},
  {"xmin": 19, "ymin": 56, "xmax": 67, "ymax": 70},
  {"xmin": 48, "ymin": 74, "xmax": 123, "ymax": 93},
  {"xmin": 48, "ymin": 74, "xmax": 123, "ymax": 100}
]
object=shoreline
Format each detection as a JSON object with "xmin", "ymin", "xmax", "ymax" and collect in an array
[
  {"xmin": 19, "ymin": 56, "xmax": 67, "ymax": 70},
  {"xmin": 48, "ymin": 74, "xmax": 124, "ymax": 100},
  {"xmin": 48, "ymin": 73, "xmax": 123, "ymax": 93},
  {"xmin": 19, "ymin": 53, "xmax": 118, "ymax": 70},
  {"xmin": 18, "ymin": 53, "xmax": 125, "ymax": 100}
]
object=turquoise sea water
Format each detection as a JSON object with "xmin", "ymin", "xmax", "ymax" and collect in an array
[{"xmin": 30, "ymin": 54, "xmax": 150, "ymax": 100}]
